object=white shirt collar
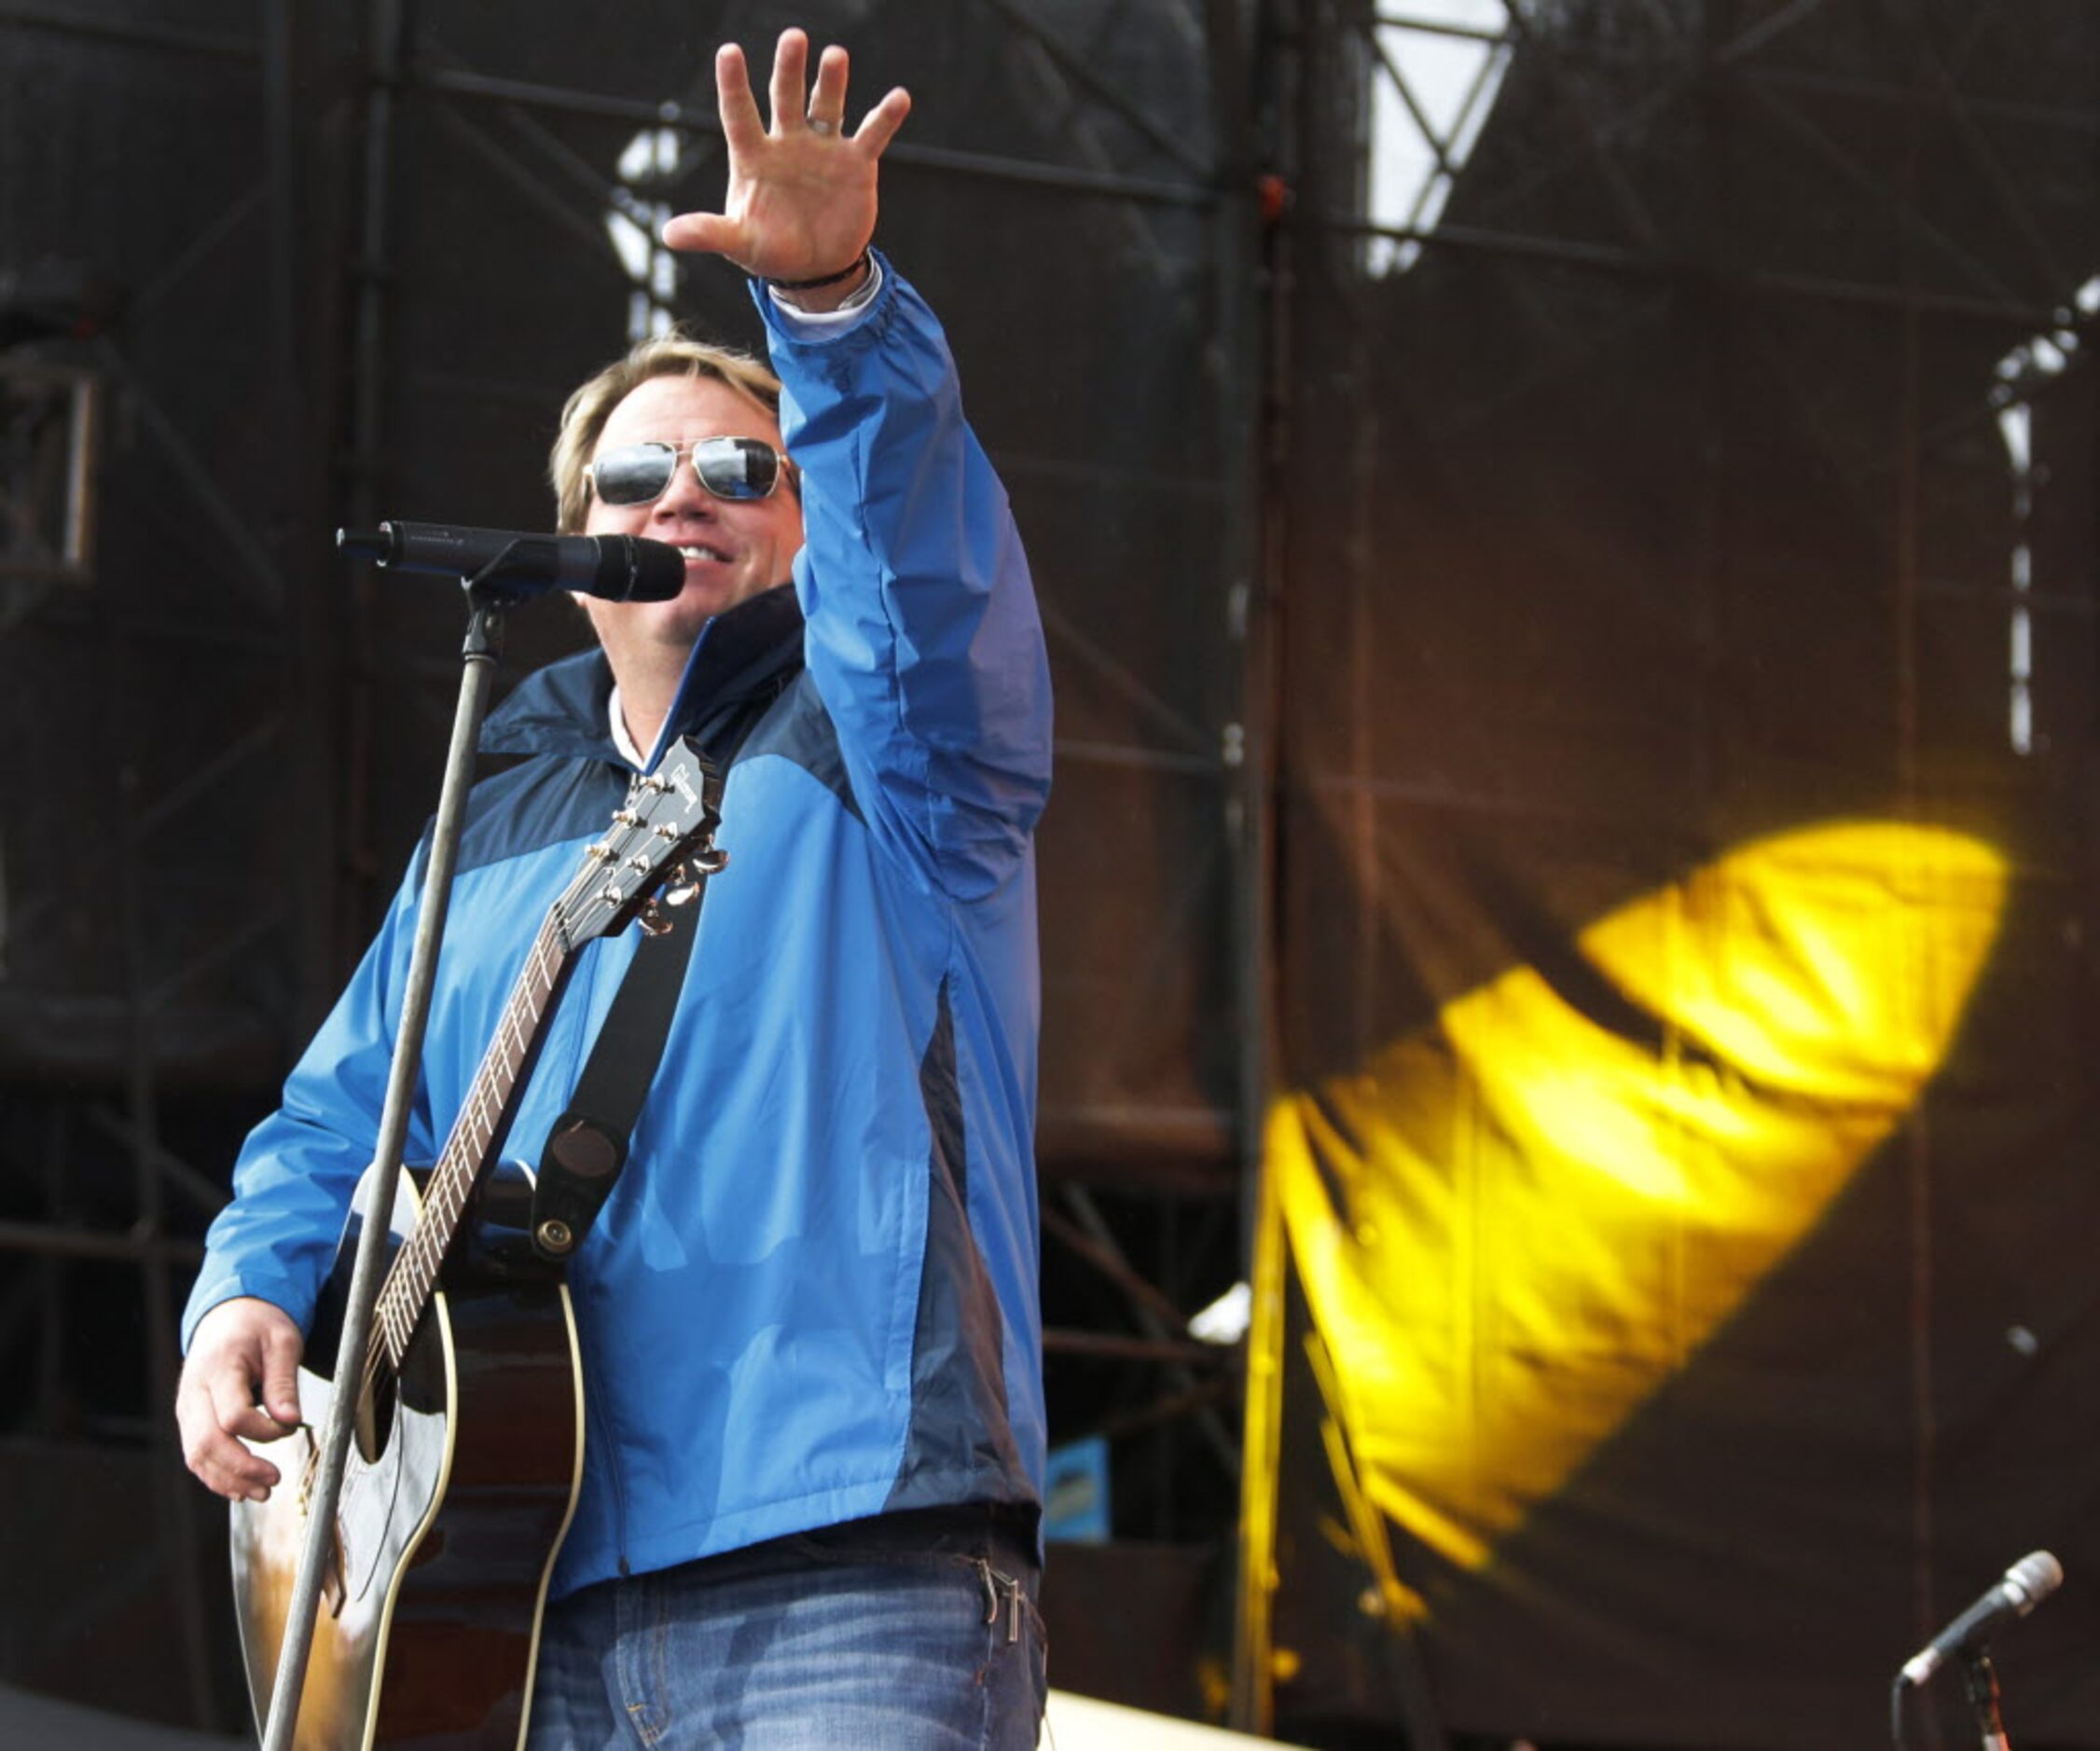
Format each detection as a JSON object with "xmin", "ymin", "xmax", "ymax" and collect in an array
[{"xmin": 605, "ymin": 684, "xmax": 646, "ymax": 770}]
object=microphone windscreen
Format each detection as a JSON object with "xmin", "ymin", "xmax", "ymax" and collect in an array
[
  {"xmin": 596, "ymin": 536, "xmax": 688, "ymax": 602},
  {"xmin": 2010, "ymin": 1551, "xmax": 2064, "ymax": 1608}
]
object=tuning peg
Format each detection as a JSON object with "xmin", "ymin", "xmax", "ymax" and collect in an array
[{"xmin": 637, "ymin": 900, "xmax": 673, "ymax": 938}]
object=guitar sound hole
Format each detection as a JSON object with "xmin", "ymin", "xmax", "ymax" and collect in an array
[{"xmin": 352, "ymin": 1358, "xmax": 399, "ymax": 1464}]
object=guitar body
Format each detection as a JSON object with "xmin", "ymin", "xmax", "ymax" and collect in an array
[{"xmin": 231, "ymin": 1160, "xmax": 584, "ymax": 1750}]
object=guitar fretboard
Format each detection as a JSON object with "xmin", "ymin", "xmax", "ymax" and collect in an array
[
  {"xmin": 367, "ymin": 907, "xmax": 574, "ymax": 1372},
  {"xmin": 345, "ymin": 753, "xmax": 718, "ymax": 1383}
]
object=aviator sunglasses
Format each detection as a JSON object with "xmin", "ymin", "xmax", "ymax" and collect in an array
[{"xmin": 587, "ymin": 435, "xmax": 794, "ymax": 508}]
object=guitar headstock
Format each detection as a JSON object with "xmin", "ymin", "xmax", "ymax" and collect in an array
[{"xmin": 558, "ymin": 738, "xmax": 725, "ymax": 947}]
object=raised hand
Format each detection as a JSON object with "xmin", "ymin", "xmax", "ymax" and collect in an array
[{"xmin": 663, "ymin": 28, "xmax": 910, "ymax": 295}]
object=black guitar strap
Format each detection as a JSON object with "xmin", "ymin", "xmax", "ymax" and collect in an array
[
  {"xmin": 529, "ymin": 889, "xmax": 704, "ymax": 1262},
  {"xmin": 529, "ymin": 673, "xmax": 788, "ymax": 1263}
]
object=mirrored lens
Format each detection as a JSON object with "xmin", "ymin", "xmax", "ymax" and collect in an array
[
  {"xmin": 590, "ymin": 442, "xmax": 678, "ymax": 507},
  {"xmin": 692, "ymin": 436, "xmax": 782, "ymax": 501}
]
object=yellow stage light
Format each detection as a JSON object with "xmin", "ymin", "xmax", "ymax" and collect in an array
[{"xmin": 1270, "ymin": 821, "xmax": 2008, "ymax": 1583}]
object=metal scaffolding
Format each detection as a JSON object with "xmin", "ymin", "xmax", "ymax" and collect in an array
[
  {"xmin": 5, "ymin": 0, "xmax": 2093, "ymax": 1737},
  {"xmin": 0, "ymin": 0, "xmax": 1279, "ymax": 1730}
]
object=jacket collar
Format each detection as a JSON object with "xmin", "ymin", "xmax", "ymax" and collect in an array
[{"xmin": 480, "ymin": 583, "xmax": 805, "ymax": 770}]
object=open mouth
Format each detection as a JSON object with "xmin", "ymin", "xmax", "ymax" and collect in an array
[{"xmin": 675, "ymin": 544, "xmax": 732, "ymax": 564}]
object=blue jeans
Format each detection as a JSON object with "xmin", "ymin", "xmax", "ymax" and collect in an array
[{"xmin": 527, "ymin": 1508, "xmax": 1046, "ymax": 1749}]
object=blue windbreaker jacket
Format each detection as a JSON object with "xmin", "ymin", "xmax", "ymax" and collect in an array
[{"xmin": 182, "ymin": 261, "xmax": 1053, "ymax": 1596}]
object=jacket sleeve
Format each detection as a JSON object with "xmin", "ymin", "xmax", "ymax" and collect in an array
[
  {"xmin": 757, "ymin": 255, "xmax": 1053, "ymax": 899},
  {"xmin": 180, "ymin": 871, "xmax": 437, "ymax": 1350}
]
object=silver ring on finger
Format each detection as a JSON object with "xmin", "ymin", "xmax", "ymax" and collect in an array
[{"xmin": 808, "ymin": 116, "xmax": 836, "ymax": 135}]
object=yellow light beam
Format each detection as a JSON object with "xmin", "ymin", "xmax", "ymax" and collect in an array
[{"xmin": 1271, "ymin": 820, "xmax": 2008, "ymax": 1575}]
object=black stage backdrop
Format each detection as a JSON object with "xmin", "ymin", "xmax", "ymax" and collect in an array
[
  {"xmin": 1259, "ymin": 3, "xmax": 2100, "ymax": 1747},
  {"xmin": 0, "ymin": 0, "xmax": 1243, "ymax": 1729},
  {"xmin": 4, "ymin": 2, "xmax": 2100, "ymax": 1746}
]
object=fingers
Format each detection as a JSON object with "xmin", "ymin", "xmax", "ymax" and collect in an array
[
  {"xmin": 176, "ymin": 1297, "xmax": 307, "ymax": 1501},
  {"xmin": 260, "ymin": 1317, "xmax": 305, "ymax": 1429},
  {"xmin": 661, "ymin": 210, "xmax": 743, "ymax": 255},
  {"xmin": 852, "ymin": 86, "xmax": 912, "ymax": 157},
  {"xmin": 178, "ymin": 1365, "xmax": 291, "ymax": 1502},
  {"xmin": 207, "ymin": 1355, "xmax": 294, "ymax": 1444},
  {"xmin": 808, "ymin": 44, "xmax": 850, "ymax": 131},
  {"xmin": 677, "ymin": 33, "xmax": 906, "ymax": 273},
  {"xmin": 767, "ymin": 27, "xmax": 809, "ymax": 134},
  {"xmin": 713, "ymin": 42, "xmax": 767, "ymax": 157},
  {"xmin": 727, "ymin": 31, "xmax": 907, "ymax": 150}
]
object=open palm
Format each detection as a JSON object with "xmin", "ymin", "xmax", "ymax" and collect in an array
[{"xmin": 663, "ymin": 28, "xmax": 910, "ymax": 285}]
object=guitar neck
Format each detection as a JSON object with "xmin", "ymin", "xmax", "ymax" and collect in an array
[
  {"xmin": 350, "ymin": 747, "xmax": 725, "ymax": 1376},
  {"xmin": 370, "ymin": 908, "xmax": 576, "ymax": 1367}
]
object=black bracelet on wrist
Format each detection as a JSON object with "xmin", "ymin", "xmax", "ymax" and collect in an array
[{"xmin": 766, "ymin": 251, "xmax": 872, "ymax": 292}]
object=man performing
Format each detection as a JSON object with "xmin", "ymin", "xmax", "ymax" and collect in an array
[{"xmin": 173, "ymin": 27, "xmax": 1052, "ymax": 1747}]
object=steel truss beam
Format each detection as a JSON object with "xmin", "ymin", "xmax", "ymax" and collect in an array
[
  {"xmin": 0, "ymin": 0, "xmax": 1279, "ymax": 1731},
  {"xmin": 1226, "ymin": 1, "xmax": 2100, "ymax": 1740},
  {"xmin": 0, "ymin": 0, "xmax": 342, "ymax": 1726}
]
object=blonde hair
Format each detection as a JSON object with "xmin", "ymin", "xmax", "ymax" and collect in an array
[{"xmin": 549, "ymin": 330, "xmax": 786, "ymax": 534}]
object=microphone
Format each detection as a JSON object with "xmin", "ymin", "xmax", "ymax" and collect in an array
[
  {"xmin": 1900, "ymin": 1551, "xmax": 2063, "ymax": 1686},
  {"xmin": 338, "ymin": 522, "xmax": 687, "ymax": 602}
]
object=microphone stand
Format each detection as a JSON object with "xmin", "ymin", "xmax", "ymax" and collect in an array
[
  {"xmin": 1961, "ymin": 1650, "xmax": 2011, "ymax": 1751},
  {"xmin": 258, "ymin": 577, "xmax": 508, "ymax": 1751}
]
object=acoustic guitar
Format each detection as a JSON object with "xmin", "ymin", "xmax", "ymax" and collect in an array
[{"xmin": 231, "ymin": 740, "xmax": 725, "ymax": 1749}]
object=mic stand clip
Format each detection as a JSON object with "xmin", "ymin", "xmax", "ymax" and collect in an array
[{"xmin": 1962, "ymin": 1648, "xmax": 2011, "ymax": 1751}]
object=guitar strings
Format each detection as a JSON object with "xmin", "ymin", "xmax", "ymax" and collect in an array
[
  {"xmin": 346, "ymin": 768, "xmax": 707, "ymax": 1409},
  {"xmin": 351, "ymin": 834, "xmax": 617, "ymax": 1402}
]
